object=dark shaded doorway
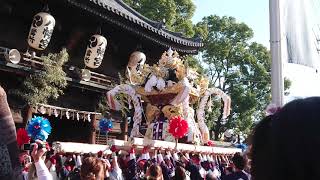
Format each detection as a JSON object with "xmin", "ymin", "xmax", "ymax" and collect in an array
[{"xmin": 33, "ymin": 113, "xmax": 91, "ymax": 143}]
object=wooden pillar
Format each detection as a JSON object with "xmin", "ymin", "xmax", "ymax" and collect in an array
[
  {"xmin": 89, "ymin": 114, "xmax": 96, "ymax": 144},
  {"xmin": 23, "ymin": 105, "xmax": 33, "ymax": 127}
]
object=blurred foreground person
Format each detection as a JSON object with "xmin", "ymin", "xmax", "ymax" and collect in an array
[
  {"xmin": 251, "ymin": 97, "xmax": 320, "ymax": 180},
  {"xmin": 0, "ymin": 86, "xmax": 21, "ymax": 179},
  {"xmin": 80, "ymin": 157, "xmax": 106, "ymax": 180},
  {"xmin": 146, "ymin": 164, "xmax": 163, "ymax": 180}
]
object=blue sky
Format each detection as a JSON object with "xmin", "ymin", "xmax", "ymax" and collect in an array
[
  {"xmin": 192, "ymin": 0, "xmax": 270, "ymax": 48},
  {"xmin": 191, "ymin": 0, "xmax": 320, "ymax": 98}
]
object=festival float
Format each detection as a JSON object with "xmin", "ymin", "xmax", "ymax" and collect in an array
[{"xmin": 101, "ymin": 48, "xmax": 238, "ymax": 154}]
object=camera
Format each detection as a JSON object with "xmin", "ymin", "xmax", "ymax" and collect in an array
[{"xmin": 22, "ymin": 142, "xmax": 45, "ymax": 151}]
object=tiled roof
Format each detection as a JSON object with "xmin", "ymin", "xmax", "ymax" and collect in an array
[{"xmin": 65, "ymin": 0, "xmax": 203, "ymax": 53}]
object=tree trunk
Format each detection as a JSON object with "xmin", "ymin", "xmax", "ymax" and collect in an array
[{"xmin": 213, "ymin": 99, "xmax": 225, "ymax": 140}]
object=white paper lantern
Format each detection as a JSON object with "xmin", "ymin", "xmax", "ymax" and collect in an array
[
  {"xmin": 27, "ymin": 12, "xmax": 55, "ymax": 50},
  {"xmin": 66, "ymin": 111, "xmax": 70, "ymax": 119},
  {"xmin": 128, "ymin": 51, "xmax": 146, "ymax": 72},
  {"xmin": 84, "ymin": 34, "xmax": 107, "ymax": 68},
  {"xmin": 87, "ymin": 113, "xmax": 91, "ymax": 122},
  {"xmin": 54, "ymin": 109, "xmax": 59, "ymax": 117}
]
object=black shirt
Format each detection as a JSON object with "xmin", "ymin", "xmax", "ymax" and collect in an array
[{"xmin": 222, "ymin": 171, "xmax": 250, "ymax": 180}]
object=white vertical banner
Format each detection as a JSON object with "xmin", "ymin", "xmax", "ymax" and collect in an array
[
  {"xmin": 280, "ymin": 0, "xmax": 319, "ymax": 68},
  {"xmin": 275, "ymin": 0, "xmax": 320, "ymax": 102}
]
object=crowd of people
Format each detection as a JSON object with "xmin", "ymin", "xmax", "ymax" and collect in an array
[
  {"xmin": 2, "ymin": 84, "xmax": 320, "ymax": 180},
  {"xmin": 19, "ymin": 144, "xmax": 250, "ymax": 180}
]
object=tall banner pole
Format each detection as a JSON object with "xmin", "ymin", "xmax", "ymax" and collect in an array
[{"xmin": 269, "ymin": 0, "xmax": 284, "ymax": 106}]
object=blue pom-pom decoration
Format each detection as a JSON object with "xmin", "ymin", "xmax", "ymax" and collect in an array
[
  {"xmin": 99, "ymin": 118, "xmax": 113, "ymax": 133},
  {"xmin": 27, "ymin": 116, "xmax": 52, "ymax": 141},
  {"xmin": 236, "ymin": 143, "xmax": 248, "ymax": 151}
]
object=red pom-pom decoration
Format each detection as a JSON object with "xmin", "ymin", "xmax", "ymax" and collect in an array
[
  {"xmin": 17, "ymin": 128, "xmax": 30, "ymax": 147},
  {"xmin": 207, "ymin": 140, "xmax": 215, "ymax": 147},
  {"xmin": 110, "ymin": 145, "xmax": 117, "ymax": 152},
  {"xmin": 168, "ymin": 116, "xmax": 189, "ymax": 139}
]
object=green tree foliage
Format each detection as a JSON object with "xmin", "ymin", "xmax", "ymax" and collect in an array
[
  {"xmin": 197, "ymin": 15, "xmax": 276, "ymax": 140},
  {"xmin": 123, "ymin": 0, "xmax": 196, "ymax": 37},
  {"xmin": 12, "ymin": 49, "xmax": 69, "ymax": 106},
  {"xmin": 185, "ymin": 55, "xmax": 205, "ymax": 75}
]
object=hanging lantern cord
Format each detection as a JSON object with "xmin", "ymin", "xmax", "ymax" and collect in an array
[
  {"xmin": 42, "ymin": 3, "xmax": 50, "ymax": 13},
  {"xmin": 96, "ymin": 26, "xmax": 102, "ymax": 35}
]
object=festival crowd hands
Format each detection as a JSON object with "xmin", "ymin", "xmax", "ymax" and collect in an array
[{"xmin": 19, "ymin": 144, "xmax": 250, "ymax": 180}]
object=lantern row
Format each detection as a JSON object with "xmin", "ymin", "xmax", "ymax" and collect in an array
[
  {"xmin": 21, "ymin": 8, "xmax": 147, "ymax": 83},
  {"xmin": 27, "ymin": 10, "xmax": 107, "ymax": 69}
]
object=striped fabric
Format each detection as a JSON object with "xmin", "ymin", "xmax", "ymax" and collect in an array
[
  {"xmin": 0, "ymin": 86, "xmax": 21, "ymax": 179},
  {"xmin": 0, "ymin": 87, "xmax": 16, "ymax": 145}
]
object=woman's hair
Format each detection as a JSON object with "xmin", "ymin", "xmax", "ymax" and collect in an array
[
  {"xmin": 173, "ymin": 165, "xmax": 186, "ymax": 180},
  {"xmin": 80, "ymin": 157, "xmax": 105, "ymax": 180},
  {"xmin": 147, "ymin": 164, "xmax": 163, "ymax": 180},
  {"xmin": 251, "ymin": 97, "xmax": 320, "ymax": 180},
  {"xmin": 232, "ymin": 153, "xmax": 246, "ymax": 170}
]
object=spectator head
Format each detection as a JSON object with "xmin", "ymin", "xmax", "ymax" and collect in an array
[
  {"xmin": 232, "ymin": 153, "xmax": 246, "ymax": 170},
  {"xmin": 97, "ymin": 151, "xmax": 103, "ymax": 158},
  {"xmin": 251, "ymin": 97, "xmax": 320, "ymax": 180},
  {"xmin": 225, "ymin": 166, "xmax": 234, "ymax": 175},
  {"xmin": 206, "ymin": 172, "xmax": 218, "ymax": 180},
  {"xmin": 146, "ymin": 164, "xmax": 163, "ymax": 180},
  {"xmin": 174, "ymin": 165, "xmax": 187, "ymax": 180},
  {"xmin": 80, "ymin": 157, "xmax": 105, "ymax": 180}
]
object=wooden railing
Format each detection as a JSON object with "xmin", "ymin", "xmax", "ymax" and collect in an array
[
  {"xmin": 1, "ymin": 53, "xmax": 119, "ymax": 90},
  {"xmin": 95, "ymin": 121, "xmax": 122, "ymax": 144}
]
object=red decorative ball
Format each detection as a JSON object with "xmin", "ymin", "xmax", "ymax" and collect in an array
[
  {"xmin": 207, "ymin": 140, "xmax": 215, "ymax": 147},
  {"xmin": 110, "ymin": 145, "xmax": 117, "ymax": 152},
  {"xmin": 168, "ymin": 116, "xmax": 189, "ymax": 139},
  {"xmin": 17, "ymin": 128, "xmax": 30, "ymax": 147}
]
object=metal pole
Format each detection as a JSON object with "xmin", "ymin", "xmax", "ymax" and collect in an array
[{"xmin": 269, "ymin": 0, "xmax": 284, "ymax": 106}]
